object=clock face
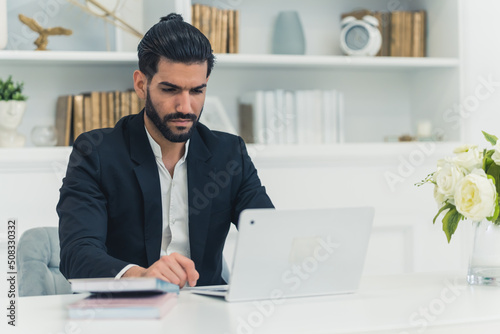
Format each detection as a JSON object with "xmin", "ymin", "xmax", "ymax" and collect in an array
[{"xmin": 345, "ymin": 26, "xmax": 370, "ymax": 51}]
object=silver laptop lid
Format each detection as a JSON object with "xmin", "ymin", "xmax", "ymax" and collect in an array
[{"xmin": 226, "ymin": 207, "xmax": 375, "ymax": 302}]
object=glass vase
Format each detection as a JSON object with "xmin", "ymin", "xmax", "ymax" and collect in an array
[{"xmin": 467, "ymin": 220, "xmax": 500, "ymax": 286}]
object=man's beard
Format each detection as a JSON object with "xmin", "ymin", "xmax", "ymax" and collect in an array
[{"xmin": 144, "ymin": 90, "xmax": 200, "ymax": 143}]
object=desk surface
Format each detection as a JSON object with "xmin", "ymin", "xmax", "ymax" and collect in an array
[{"xmin": 8, "ymin": 272, "xmax": 500, "ymax": 334}]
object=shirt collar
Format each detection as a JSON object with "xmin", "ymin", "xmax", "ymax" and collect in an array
[{"xmin": 144, "ymin": 126, "xmax": 190, "ymax": 163}]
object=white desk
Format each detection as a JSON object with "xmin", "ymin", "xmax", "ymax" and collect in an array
[{"xmin": 8, "ymin": 272, "xmax": 500, "ymax": 334}]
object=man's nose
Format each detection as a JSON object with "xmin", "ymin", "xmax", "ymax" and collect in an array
[{"xmin": 175, "ymin": 91, "xmax": 191, "ymax": 113}]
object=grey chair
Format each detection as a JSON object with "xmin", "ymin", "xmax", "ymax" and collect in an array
[{"xmin": 18, "ymin": 227, "xmax": 72, "ymax": 297}]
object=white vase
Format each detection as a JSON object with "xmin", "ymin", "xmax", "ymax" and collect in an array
[
  {"xmin": 467, "ymin": 220, "xmax": 500, "ymax": 286},
  {"xmin": 0, "ymin": 100, "xmax": 27, "ymax": 147},
  {"xmin": 0, "ymin": 0, "xmax": 7, "ymax": 50}
]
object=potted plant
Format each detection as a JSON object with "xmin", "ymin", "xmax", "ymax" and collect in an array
[{"xmin": 0, "ymin": 76, "xmax": 28, "ymax": 147}]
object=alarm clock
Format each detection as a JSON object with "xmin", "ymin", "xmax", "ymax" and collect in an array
[{"xmin": 340, "ymin": 15, "xmax": 382, "ymax": 56}]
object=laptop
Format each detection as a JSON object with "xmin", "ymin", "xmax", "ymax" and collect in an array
[{"xmin": 186, "ymin": 207, "xmax": 374, "ymax": 302}]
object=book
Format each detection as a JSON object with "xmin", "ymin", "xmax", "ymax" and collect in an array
[
  {"xmin": 100, "ymin": 91, "xmax": 108, "ymax": 128},
  {"xmin": 283, "ymin": 90, "xmax": 297, "ymax": 144},
  {"xmin": 390, "ymin": 11, "xmax": 403, "ymax": 57},
  {"xmin": 55, "ymin": 95, "xmax": 73, "ymax": 146},
  {"xmin": 72, "ymin": 95, "xmax": 84, "ymax": 141},
  {"xmin": 200, "ymin": 5, "xmax": 211, "ymax": 41},
  {"xmin": 129, "ymin": 90, "xmax": 139, "ymax": 115},
  {"xmin": 114, "ymin": 90, "xmax": 121, "ymax": 123},
  {"xmin": 228, "ymin": 9, "xmax": 235, "ymax": 53},
  {"xmin": 412, "ymin": 10, "xmax": 426, "ymax": 57},
  {"xmin": 69, "ymin": 277, "xmax": 180, "ymax": 294},
  {"xmin": 67, "ymin": 291, "xmax": 178, "ymax": 319},
  {"xmin": 322, "ymin": 90, "xmax": 338, "ymax": 144},
  {"xmin": 373, "ymin": 12, "xmax": 391, "ymax": 57},
  {"xmin": 233, "ymin": 9, "xmax": 240, "ymax": 53},
  {"xmin": 83, "ymin": 94, "xmax": 92, "ymax": 133},
  {"xmin": 221, "ymin": 9, "xmax": 229, "ymax": 53},
  {"xmin": 107, "ymin": 91, "xmax": 115, "ymax": 127},
  {"xmin": 210, "ymin": 6, "xmax": 218, "ymax": 51},
  {"xmin": 402, "ymin": 11, "xmax": 413, "ymax": 57},
  {"xmin": 91, "ymin": 91, "xmax": 101, "ymax": 130},
  {"xmin": 192, "ymin": 3, "xmax": 201, "ymax": 32},
  {"xmin": 215, "ymin": 8, "xmax": 223, "ymax": 53},
  {"xmin": 120, "ymin": 90, "xmax": 130, "ymax": 119},
  {"xmin": 238, "ymin": 91, "xmax": 265, "ymax": 144},
  {"xmin": 337, "ymin": 92, "xmax": 345, "ymax": 143}
]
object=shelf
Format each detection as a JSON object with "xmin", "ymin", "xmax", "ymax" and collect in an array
[
  {"xmin": 0, "ymin": 50, "xmax": 138, "ymax": 66},
  {"xmin": 0, "ymin": 50, "xmax": 459, "ymax": 70},
  {"xmin": 0, "ymin": 142, "xmax": 459, "ymax": 171},
  {"xmin": 215, "ymin": 54, "xmax": 460, "ymax": 70}
]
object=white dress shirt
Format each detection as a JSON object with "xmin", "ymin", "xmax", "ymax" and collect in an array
[{"xmin": 115, "ymin": 127, "xmax": 191, "ymax": 278}]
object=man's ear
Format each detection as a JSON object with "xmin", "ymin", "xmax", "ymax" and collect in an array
[{"xmin": 133, "ymin": 70, "xmax": 147, "ymax": 100}]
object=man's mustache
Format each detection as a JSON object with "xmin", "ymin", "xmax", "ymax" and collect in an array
[{"xmin": 163, "ymin": 112, "xmax": 197, "ymax": 122}]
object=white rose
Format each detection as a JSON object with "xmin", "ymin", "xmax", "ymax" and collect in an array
[
  {"xmin": 454, "ymin": 168, "xmax": 497, "ymax": 222},
  {"xmin": 433, "ymin": 159, "xmax": 466, "ymax": 201},
  {"xmin": 434, "ymin": 185, "xmax": 448, "ymax": 207},
  {"xmin": 492, "ymin": 141, "xmax": 500, "ymax": 165},
  {"xmin": 453, "ymin": 145, "xmax": 483, "ymax": 172}
]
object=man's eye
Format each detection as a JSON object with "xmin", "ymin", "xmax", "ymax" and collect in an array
[
  {"xmin": 192, "ymin": 89, "xmax": 203, "ymax": 94},
  {"xmin": 162, "ymin": 88, "xmax": 176, "ymax": 93}
]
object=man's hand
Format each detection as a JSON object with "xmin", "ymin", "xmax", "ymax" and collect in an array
[{"xmin": 122, "ymin": 253, "xmax": 199, "ymax": 288}]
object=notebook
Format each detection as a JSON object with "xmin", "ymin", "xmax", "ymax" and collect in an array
[
  {"xmin": 186, "ymin": 207, "xmax": 374, "ymax": 302},
  {"xmin": 67, "ymin": 291, "xmax": 178, "ymax": 319},
  {"xmin": 69, "ymin": 277, "xmax": 179, "ymax": 294}
]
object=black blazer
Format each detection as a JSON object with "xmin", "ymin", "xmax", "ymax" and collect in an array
[{"xmin": 57, "ymin": 111, "xmax": 274, "ymax": 286}]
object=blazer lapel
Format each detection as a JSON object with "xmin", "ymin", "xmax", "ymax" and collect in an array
[
  {"xmin": 187, "ymin": 126, "xmax": 213, "ymax": 272},
  {"xmin": 129, "ymin": 111, "xmax": 163, "ymax": 266}
]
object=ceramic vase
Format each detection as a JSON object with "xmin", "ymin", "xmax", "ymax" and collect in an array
[
  {"xmin": 272, "ymin": 11, "xmax": 306, "ymax": 55},
  {"xmin": 0, "ymin": 101, "xmax": 27, "ymax": 147}
]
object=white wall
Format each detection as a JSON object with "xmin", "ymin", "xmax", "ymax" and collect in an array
[{"xmin": 461, "ymin": 1, "xmax": 500, "ymax": 144}]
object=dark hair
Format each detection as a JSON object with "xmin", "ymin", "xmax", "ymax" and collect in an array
[{"xmin": 137, "ymin": 13, "xmax": 215, "ymax": 80}]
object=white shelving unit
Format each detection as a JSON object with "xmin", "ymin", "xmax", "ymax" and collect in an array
[{"xmin": 0, "ymin": 0, "xmax": 462, "ymax": 146}]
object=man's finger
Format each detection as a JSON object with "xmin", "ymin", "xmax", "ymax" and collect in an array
[{"xmin": 174, "ymin": 254, "xmax": 199, "ymax": 286}]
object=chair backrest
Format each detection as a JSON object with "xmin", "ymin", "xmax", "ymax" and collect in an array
[{"xmin": 18, "ymin": 227, "xmax": 72, "ymax": 297}]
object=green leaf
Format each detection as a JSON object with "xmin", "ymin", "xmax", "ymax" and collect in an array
[
  {"xmin": 433, "ymin": 202, "xmax": 454, "ymax": 224},
  {"xmin": 484, "ymin": 149, "xmax": 495, "ymax": 171},
  {"xmin": 486, "ymin": 163, "xmax": 500, "ymax": 196},
  {"xmin": 483, "ymin": 131, "xmax": 498, "ymax": 146},
  {"xmin": 442, "ymin": 207, "xmax": 463, "ymax": 243}
]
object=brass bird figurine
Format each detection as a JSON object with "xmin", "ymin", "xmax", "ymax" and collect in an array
[{"xmin": 18, "ymin": 14, "xmax": 73, "ymax": 51}]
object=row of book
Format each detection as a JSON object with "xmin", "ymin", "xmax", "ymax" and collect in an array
[
  {"xmin": 55, "ymin": 90, "xmax": 145, "ymax": 146},
  {"xmin": 238, "ymin": 89, "xmax": 345, "ymax": 145},
  {"xmin": 191, "ymin": 3, "xmax": 239, "ymax": 54},
  {"xmin": 341, "ymin": 9, "xmax": 427, "ymax": 57}
]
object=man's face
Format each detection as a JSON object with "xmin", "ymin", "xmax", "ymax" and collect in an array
[{"xmin": 144, "ymin": 59, "xmax": 208, "ymax": 143}]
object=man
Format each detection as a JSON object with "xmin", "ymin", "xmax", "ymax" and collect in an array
[{"xmin": 57, "ymin": 13, "xmax": 274, "ymax": 287}]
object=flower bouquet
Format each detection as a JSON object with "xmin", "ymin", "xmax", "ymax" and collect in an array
[{"xmin": 419, "ymin": 131, "xmax": 500, "ymax": 285}]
